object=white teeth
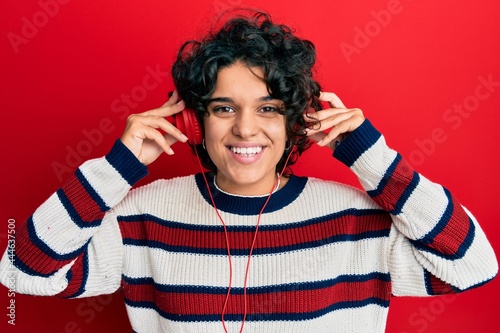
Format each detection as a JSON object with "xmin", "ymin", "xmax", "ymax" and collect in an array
[{"xmin": 230, "ymin": 146, "xmax": 263, "ymax": 156}]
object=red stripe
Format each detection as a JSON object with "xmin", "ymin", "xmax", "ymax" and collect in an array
[
  {"xmin": 15, "ymin": 222, "xmax": 74, "ymax": 275},
  {"xmin": 118, "ymin": 213, "xmax": 392, "ymax": 251},
  {"xmin": 371, "ymin": 158, "xmax": 414, "ymax": 211},
  {"xmin": 428, "ymin": 274, "xmax": 455, "ymax": 295},
  {"xmin": 61, "ymin": 175, "xmax": 103, "ymax": 223},
  {"xmin": 427, "ymin": 196, "xmax": 471, "ymax": 255},
  {"xmin": 56, "ymin": 252, "xmax": 86, "ymax": 298},
  {"xmin": 122, "ymin": 278, "xmax": 391, "ymax": 316}
]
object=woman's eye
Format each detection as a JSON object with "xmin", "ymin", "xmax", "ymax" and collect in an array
[
  {"xmin": 212, "ymin": 106, "xmax": 235, "ymax": 116},
  {"xmin": 258, "ymin": 106, "xmax": 281, "ymax": 116}
]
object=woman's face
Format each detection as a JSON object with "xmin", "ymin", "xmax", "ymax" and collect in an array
[{"xmin": 203, "ymin": 61, "xmax": 287, "ymax": 196}]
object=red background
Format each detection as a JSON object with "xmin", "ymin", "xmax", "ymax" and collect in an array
[{"xmin": 1, "ymin": 0, "xmax": 499, "ymax": 332}]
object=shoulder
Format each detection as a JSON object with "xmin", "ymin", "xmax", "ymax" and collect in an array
[
  {"xmin": 302, "ymin": 176, "xmax": 381, "ymax": 211},
  {"xmin": 265, "ymin": 175, "xmax": 384, "ymax": 226},
  {"xmin": 112, "ymin": 174, "xmax": 198, "ymax": 214},
  {"xmin": 130, "ymin": 174, "xmax": 197, "ymax": 198}
]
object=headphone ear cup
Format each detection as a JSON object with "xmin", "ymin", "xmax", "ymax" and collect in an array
[{"xmin": 175, "ymin": 108, "xmax": 203, "ymax": 146}]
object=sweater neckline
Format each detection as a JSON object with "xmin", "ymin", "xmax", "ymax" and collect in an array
[{"xmin": 194, "ymin": 173, "xmax": 307, "ymax": 215}]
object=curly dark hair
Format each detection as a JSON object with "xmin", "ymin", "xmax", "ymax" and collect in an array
[{"xmin": 172, "ymin": 10, "xmax": 322, "ymax": 175}]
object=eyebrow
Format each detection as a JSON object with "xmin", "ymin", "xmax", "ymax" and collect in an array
[{"xmin": 206, "ymin": 95, "xmax": 278, "ymax": 105}]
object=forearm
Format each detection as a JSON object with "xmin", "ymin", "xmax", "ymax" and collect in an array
[
  {"xmin": 334, "ymin": 120, "xmax": 498, "ymax": 291},
  {"xmin": 0, "ymin": 139, "xmax": 148, "ymax": 296}
]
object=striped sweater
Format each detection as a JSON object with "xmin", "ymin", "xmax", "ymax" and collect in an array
[{"xmin": 0, "ymin": 120, "xmax": 497, "ymax": 332}]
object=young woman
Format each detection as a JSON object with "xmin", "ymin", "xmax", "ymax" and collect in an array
[{"xmin": 0, "ymin": 11, "xmax": 497, "ymax": 333}]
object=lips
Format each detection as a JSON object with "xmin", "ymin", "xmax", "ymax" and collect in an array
[{"xmin": 229, "ymin": 146, "xmax": 263, "ymax": 157}]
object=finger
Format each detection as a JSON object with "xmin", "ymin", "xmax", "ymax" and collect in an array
[
  {"xmin": 304, "ymin": 109, "xmax": 352, "ymax": 135},
  {"xmin": 121, "ymin": 123, "xmax": 175, "ymax": 161},
  {"xmin": 143, "ymin": 99, "xmax": 185, "ymax": 117},
  {"xmin": 138, "ymin": 126, "xmax": 176, "ymax": 155},
  {"xmin": 163, "ymin": 90, "xmax": 179, "ymax": 107},
  {"xmin": 307, "ymin": 131, "xmax": 328, "ymax": 144},
  {"xmin": 316, "ymin": 114, "xmax": 364, "ymax": 147},
  {"xmin": 134, "ymin": 115, "xmax": 189, "ymax": 143},
  {"xmin": 319, "ymin": 91, "xmax": 346, "ymax": 109},
  {"xmin": 157, "ymin": 117, "xmax": 189, "ymax": 143},
  {"xmin": 316, "ymin": 127, "xmax": 343, "ymax": 147},
  {"xmin": 304, "ymin": 108, "xmax": 350, "ymax": 124},
  {"xmin": 164, "ymin": 133, "xmax": 180, "ymax": 147}
]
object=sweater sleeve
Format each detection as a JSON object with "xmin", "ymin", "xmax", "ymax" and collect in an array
[
  {"xmin": 333, "ymin": 119, "xmax": 498, "ymax": 296},
  {"xmin": 0, "ymin": 139, "xmax": 148, "ymax": 298}
]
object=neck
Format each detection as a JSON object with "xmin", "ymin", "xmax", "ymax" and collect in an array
[{"xmin": 214, "ymin": 173, "xmax": 284, "ymax": 197}]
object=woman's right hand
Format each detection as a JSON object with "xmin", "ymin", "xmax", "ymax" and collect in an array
[{"xmin": 120, "ymin": 90, "xmax": 189, "ymax": 165}]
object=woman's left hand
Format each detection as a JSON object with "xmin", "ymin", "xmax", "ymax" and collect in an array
[{"xmin": 305, "ymin": 91, "xmax": 365, "ymax": 150}]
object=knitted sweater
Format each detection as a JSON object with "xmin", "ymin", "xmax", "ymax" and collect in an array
[{"xmin": 0, "ymin": 120, "xmax": 497, "ymax": 333}]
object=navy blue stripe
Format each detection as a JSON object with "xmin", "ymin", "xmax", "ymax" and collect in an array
[
  {"xmin": 418, "ymin": 188, "xmax": 461, "ymax": 247},
  {"xmin": 333, "ymin": 119, "xmax": 381, "ymax": 167},
  {"xmin": 411, "ymin": 188, "xmax": 475, "ymax": 259},
  {"xmin": 423, "ymin": 269, "xmax": 461, "ymax": 295},
  {"xmin": 119, "ymin": 209, "xmax": 391, "ymax": 255},
  {"xmin": 118, "ymin": 208, "xmax": 387, "ymax": 233},
  {"xmin": 123, "ymin": 272, "xmax": 391, "ymax": 322},
  {"xmin": 423, "ymin": 269, "xmax": 439, "ymax": 295},
  {"xmin": 390, "ymin": 172, "xmax": 420, "ymax": 215},
  {"xmin": 66, "ymin": 268, "xmax": 73, "ymax": 282},
  {"xmin": 65, "ymin": 251, "xmax": 89, "ymax": 298},
  {"xmin": 123, "ymin": 297, "xmax": 389, "ymax": 323},
  {"xmin": 195, "ymin": 173, "xmax": 307, "ymax": 215},
  {"xmin": 57, "ymin": 189, "xmax": 103, "ymax": 228},
  {"xmin": 105, "ymin": 139, "xmax": 148, "ymax": 186},
  {"xmin": 122, "ymin": 272, "xmax": 391, "ymax": 294},
  {"xmin": 75, "ymin": 169, "xmax": 110, "ymax": 212},
  {"xmin": 247, "ymin": 297, "xmax": 389, "ymax": 321},
  {"xmin": 410, "ymin": 216, "xmax": 475, "ymax": 260},
  {"xmin": 367, "ymin": 154, "xmax": 402, "ymax": 198},
  {"xmin": 26, "ymin": 215, "xmax": 91, "ymax": 261},
  {"xmin": 122, "ymin": 228, "xmax": 390, "ymax": 256},
  {"xmin": 14, "ymin": 243, "xmax": 90, "ymax": 289}
]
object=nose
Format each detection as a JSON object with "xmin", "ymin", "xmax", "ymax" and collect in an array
[{"xmin": 232, "ymin": 109, "xmax": 259, "ymax": 139}]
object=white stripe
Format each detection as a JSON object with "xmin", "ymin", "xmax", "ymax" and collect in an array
[
  {"xmin": 350, "ymin": 135, "xmax": 398, "ymax": 191},
  {"xmin": 388, "ymin": 224, "xmax": 428, "ymax": 296},
  {"xmin": 31, "ymin": 156, "xmax": 135, "ymax": 255},
  {"xmin": 122, "ymin": 237, "xmax": 390, "ymax": 288},
  {"xmin": 79, "ymin": 157, "xmax": 133, "ymax": 208},
  {"xmin": 394, "ymin": 173, "xmax": 449, "ymax": 239},
  {"xmin": 0, "ymin": 250, "xmax": 71, "ymax": 296},
  {"xmin": 78, "ymin": 211, "xmax": 124, "ymax": 297},
  {"xmin": 32, "ymin": 193, "xmax": 99, "ymax": 255},
  {"xmin": 121, "ymin": 176, "xmax": 380, "ymax": 229}
]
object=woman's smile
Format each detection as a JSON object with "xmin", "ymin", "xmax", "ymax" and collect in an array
[{"xmin": 203, "ymin": 61, "xmax": 288, "ymax": 196}]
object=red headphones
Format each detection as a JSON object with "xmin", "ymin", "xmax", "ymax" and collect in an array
[{"xmin": 172, "ymin": 108, "xmax": 204, "ymax": 146}]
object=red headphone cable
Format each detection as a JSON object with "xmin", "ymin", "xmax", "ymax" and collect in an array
[{"xmin": 194, "ymin": 146, "xmax": 295, "ymax": 333}]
